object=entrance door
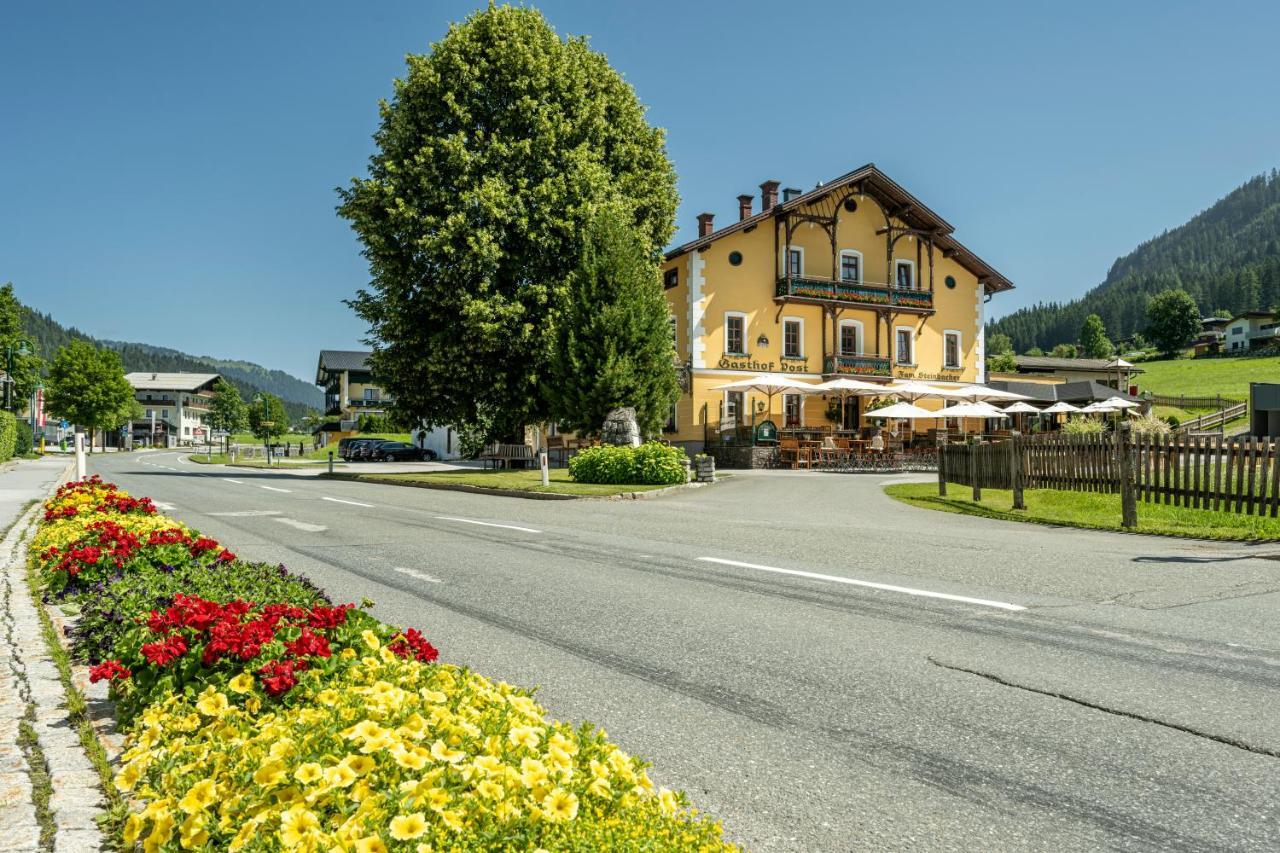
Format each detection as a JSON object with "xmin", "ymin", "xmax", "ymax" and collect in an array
[{"xmin": 842, "ymin": 396, "xmax": 861, "ymax": 431}]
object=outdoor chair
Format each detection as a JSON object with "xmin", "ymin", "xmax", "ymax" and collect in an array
[{"xmin": 779, "ymin": 438, "xmax": 809, "ymax": 470}]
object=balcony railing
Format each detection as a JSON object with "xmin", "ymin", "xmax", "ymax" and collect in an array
[
  {"xmin": 823, "ymin": 354, "xmax": 892, "ymax": 377},
  {"xmin": 348, "ymin": 398, "xmax": 392, "ymax": 408},
  {"xmin": 776, "ymin": 276, "xmax": 934, "ymax": 310}
]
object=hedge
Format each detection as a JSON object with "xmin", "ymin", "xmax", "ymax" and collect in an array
[
  {"xmin": 568, "ymin": 442, "xmax": 687, "ymax": 485},
  {"xmin": 0, "ymin": 410, "xmax": 16, "ymax": 462},
  {"xmin": 34, "ymin": 475, "xmax": 734, "ymax": 851}
]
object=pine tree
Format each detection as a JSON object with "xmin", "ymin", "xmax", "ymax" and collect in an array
[
  {"xmin": 543, "ymin": 206, "xmax": 680, "ymax": 437},
  {"xmin": 1078, "ymin": 314, "xmax": 1114, "ymax": 358}
]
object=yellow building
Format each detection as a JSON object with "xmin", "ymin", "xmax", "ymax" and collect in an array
[
  {"xmin": 315, "ymin": 350, "xmax": 393, "ymax": 439},
  {"xmin": 661, "ymin": 164, "xmax": 1014, "ymax": 452}
]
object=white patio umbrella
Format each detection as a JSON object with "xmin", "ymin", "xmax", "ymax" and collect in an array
[
  {"xmin": 1002, "ymin": 402, "xmax": 1041, "ymax": 414},
  {"xmin": 882, "ymin": 380, "xmax": 969, "ymax": 402},
  {"xmin": 1102, "ymin": 396, "xmax": 1140, "ymax": 409},
  {"xmin": 710, "ymin": 373, "xmax": 821, "ymax": 429},
  {"xmin": 1042, "ymin": 401, "xmax": 1081, "ymax": 414},
  {"xmin": 866, "ymin": 401, "xmax": 938, "ymax": 420},
  {"xmin": 1079, "ymin": 400, "xmax": 1118, "ymax": 414},
  {"xmin": 814, "ymin": 377, "xmax": 892, "ymax": 432},
  {"xmin": 942, "ymin": 401, "xmax": 1009, "ymax": 419},
  {"xmin": 947, "ymin": 384, "xmax": 1031, "ymax": 402}
]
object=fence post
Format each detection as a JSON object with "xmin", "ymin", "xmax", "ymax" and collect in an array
[
  {"xmin": 937, "ymin": 437, "xmax": 947, "ymax": 496},
  {"xmin": 970, "ymin": 436, "xmax": 981, "ymax": 502},
  {"xmin": 1010, "ymin": 431, "xmax": 1025, "ymax": 510},
  {"xmin": 1116, "ymin": 422, "xmax": 1137, "ymax": 528}
]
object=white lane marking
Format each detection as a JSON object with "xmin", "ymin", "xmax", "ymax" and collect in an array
[
  {"xmin": 272, "ymin": 518, "xmax": 327, "ymax": 533},
  {"xmin": 434, "ymin": 516, "xmax": 541, "ymax": 534},
  {"xmin": 260, "ymin": 485, "xmax": 292, "ymax": 493},
  {"xmin": 207, "ymin": 510, "xmax": 283, "ymax": 517},
  {"xmin": 393, "ymin": 566, "xmax": 441, "ymax": 584},
  {"xmin": 323, "ymin": 496, "xmax": 375, "ymax": 508},
  {"xmin": 695, "ymin": 557, "xmax": 1026, "ymax": 612},
  {"xmin": 153, "ymin": 502, "xmax": 176, "ymax": 510},
  {"xmin": 222, "ymin": 478, "xmax": 245, "ymax": 485}
]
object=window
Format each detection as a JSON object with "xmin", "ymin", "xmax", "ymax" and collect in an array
[
  {"xmin": 839, "ymin": 250, "xmax": 862, "ymax": 283},
  {"xmin": 1231, "ymin": 326, "xmax": 1244, "ymax": 335},
  {"xmin": 782, "ymin": 318, "xmax": 803, "ymax": 359},
  {"xmin": 145, "ymin": 409, "xmax": 153, "ymax": 419},
  {"xmin": 663, "ymin": 268, "xmax": 679, "ymax": 289},
  {"xmin": 895, "ymin": 260, "xmax": 915, "ymax": 290},
  {"xmin": 664, "ymin": 403, "xmax": 677, "ymax": 432},
  {"xmin": 724, "ymin": 313, "xmax": 747, "ymax": 355},
  {"xmin": 895, "ymin": 326, "xmax": 914, "ymax": 365},
  {"xmin": 785, "ymin": 246, "xmax": 803, "ymax": 277},
  {"xmin": 783, "ymin": 393, "xmax": 802, "ymax": 428},
  {"xmin": 838, "ymin": 320, "xmax": 863, "ymax": 356},
  {"xmin": 728, "ymin": 250, "xmax": 743, "ymax": 266},
  {"xmin": 944, "ymin": 331, "xmax": 962, "ymax": 369},
  {"xmin": 364, "ymin": 388, "xmax": 380, "ymax": 401},
  {"xmin": 724, "ymin": 391, "xmax": 744, "ymax": 426}
]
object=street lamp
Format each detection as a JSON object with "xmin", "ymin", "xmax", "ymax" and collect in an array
[
  {"xmin": 4, "ymin": 338, "xmax": 33, "ymax": 412},
  {"xmin": 253, "ymin": 394, "xmax": 274, "ymax": 465}
]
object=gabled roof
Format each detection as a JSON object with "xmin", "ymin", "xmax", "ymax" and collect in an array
[
  {"xmin": 125, "ymin": 372, "xmax": 221, "ymax": 393},
  {"xmin": 1229, "ymin": 310, "xmax": 1276, "ymax": 322},
  {"xmin": 316, "ymin": 350, "xmax": 374, "ymax": 385},
  {"xmin": 1013, "ymin": 355, "xmax": 1145, "ymax": 375},
  {"xmin": 664, "ymin": 163, "xmax": 1013, "ymax": 293},
  {"xmin": 988, "ymin": 379, "xmax": 1142, "ymax": 405}
]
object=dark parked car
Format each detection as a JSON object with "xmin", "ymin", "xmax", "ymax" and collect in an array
[
  {"xmin": 337, "ymin": 437, "xmax": 374, "ymax": 461},
  {"xmin": 373, "ymin": 441, "xmax": 433, "ymax": 462},
  {"xmin": 353, "ymin": 439, "xmax": 395, "ymax": 461}
]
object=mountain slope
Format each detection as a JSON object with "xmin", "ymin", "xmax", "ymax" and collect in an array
[
  {"xmin": 990, "ymin": 170, "xmax": 1280, "ymax": 351},
  {"xmin": 19, "ymin": 304, "xmax": 321, "ymax": 424}
]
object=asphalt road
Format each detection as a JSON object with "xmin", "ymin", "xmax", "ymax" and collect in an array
[{"xmin": 92, "ymin": 451, "xmax": 1280, "ymax": 852}]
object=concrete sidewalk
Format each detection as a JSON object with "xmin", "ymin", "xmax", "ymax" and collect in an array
[{"xmin": 0, "ymin": 457, "xmax": 70, "ymax": 533}]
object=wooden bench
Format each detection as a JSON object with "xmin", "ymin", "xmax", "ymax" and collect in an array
[{"xmin": 479, "ymin": 443, "xmax": 535, "ymax": 470}]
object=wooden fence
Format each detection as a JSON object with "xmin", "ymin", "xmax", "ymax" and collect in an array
[
  {"xmin": 1148, "ymin": 393, "xmax": 1242, "ymax": 411},
  {"xmin": 1174, "ymin": 401, "xmax": 1247, "ymax": 433},
  {"xmin": 940, "ymin": 431, "xmax": 1280, "ymax": 520}
]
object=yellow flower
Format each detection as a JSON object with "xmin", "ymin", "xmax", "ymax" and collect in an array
[
  {"xmin": 429, "ymin": 739, "xmax": 465, "ymax": 764},
  {"xmin": 548, "ymin": 731, "xmax": 578, "ymax": 756},
  {"xmin": 587, "ymin": 777, "xmax": 611, "ymax": 798},
  {"xmin": 177, "ymin": 779, "xmax": 217, "ymax": 814},
  {"xmin": 346, "ymin": 755, "xmax": 377, "ymax": 775},
  {"xmin": 361, "ymin": 629, "xmax": 381, "ymax": 650},
  {"xmin": 476, "ymin": 779, "xmax": 504, "ymax": 800},
  {"xmin": 253, "ymin": 760, "xmax": 288, "ymax": 787},
  {"xmin": 324, "ymin": 763, "xmax": 358, "ymax": 788},
  {"xmin": 123, "ymin": 813, "xmax": 144, "ymax": 844},
  {"xmin": 543, "ymin": 788, "xmax": 579, "ymax": 822},
  {"xmin": 507, "ymin": 725, "xmax": 541, "ymax": 750},
  {"xmin": 659, "ymin": 787, "xmax": 681, "ymax": 815},
  {"xmin": 115, "ymin": 761, "xmax": 143, "ymax": 792},
  {"xmin": 439, "ymin": 810, "xmax": 465, "ymax": 832},
  {"xmin": 355, "ymin": 835, "xmax": 388, "ymax": 853},
  {"xmin": 245, "ymin": 696, "xmax": 262, "ymax": 715},
  {"xmin": 279, "ymin": 805, "xmax": 320, "ymax": 847},
  {"xmin": 294, "ymin": 763, "xmax": 323, "ymax": 785},
  {"xmin": 341, "ymin": 647, "xmax": 358, "ymax": 659},
  {"xmin": 391, "ymin": 745, "xmax": 430, "ymax": 770},
  {"xmin": 195, "ymin": 691, "xmax": 229, "ymax": 718},
  {"xmin": 520, "ymin": 758, "xmax": 548, "ymax": 789},
  {"xmin": 179, "ymin": 813, "xmax": 208, "ymax": 849},
  {"xmin": 423, "ymin": 787, "xmax": 450, "ymax": 812},
  {"xmin": 316, "ymin": 689, "xmax": 339, "ymax": 706},
  {"xmin": 228, "ymin": 673, "xmax": 255, "ymax": 694},
  {"xmin": 388, "ymin": 812, "xmax": 428, "ymax": 840}
]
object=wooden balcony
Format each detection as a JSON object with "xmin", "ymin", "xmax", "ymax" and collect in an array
[
  {"xmin": 776, "ymin": 276, "xmax": 934, "ymax": 312},
  {"xmin": 823, "ymin": 354, "xmax": 892, "ymax": 377}
]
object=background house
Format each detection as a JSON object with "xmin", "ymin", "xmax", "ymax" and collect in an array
[
  {"xmin": 315, "ymin": 350, "xmax": 392, "ymax": 434},
  {"xmin": 1223, "ymin": 310, "xmax": 1279, "ymax": 353},
  {"xmin": 1008, "ymin": 355, "xmax": 1141, "ymax": 392},
  {"xmin": 126, "ymin": 372, "xmax": 220, "ymax": 447}
]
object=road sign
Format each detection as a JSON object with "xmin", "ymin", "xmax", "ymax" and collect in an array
[
  {"xmin": 193, "ymin": 428, "xmax": 205, "ymax": 437},
  {"xmin": 60, "ymin": 419, "xmax": 68, "ymax": 430}
]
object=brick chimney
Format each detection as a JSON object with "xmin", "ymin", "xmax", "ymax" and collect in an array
[
  {"xmin": 737, "ymin": 194, "xmax": 753, "ymax": 221},
  {"xmin": 759, "ymin": 180, "xmax": 780, "ymax": 212},
  {"xmin": 697, "ymin": 212, "xmax": 715, "ymax": 238}
]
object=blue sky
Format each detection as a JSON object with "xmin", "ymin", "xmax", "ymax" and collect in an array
[{"xmin": 3, "ymin": 1, "xmax": 1278, "ymax": 381}]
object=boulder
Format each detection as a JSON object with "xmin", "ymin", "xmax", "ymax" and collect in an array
[{"xmin": 601, "ymin": 407, "xmax": 641, "ymax": 447}]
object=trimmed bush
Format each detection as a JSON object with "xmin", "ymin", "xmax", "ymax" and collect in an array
[
  {"xmin": 0, "ymin": 410, "xmax": 16, "ymax": 462},
  {"xmin": 14, "ymin": 422, "xmax": 32, "ymax": 456},
  {"xmin": 1061, "ymin": 418, "xmax": 1106, "ymax": 435},
  {"xmin": 569, "ymin": 442, "xmax": 687, "ymax": 485}
]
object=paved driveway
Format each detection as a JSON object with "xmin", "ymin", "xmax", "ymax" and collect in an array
[{"xmin": 94, "ymin": 453, "xmax": 1280, "ymax": 851}]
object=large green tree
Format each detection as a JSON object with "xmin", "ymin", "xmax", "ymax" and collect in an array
[
  {"xmin": 207, "ymin": 377, "xmax": 249, "ymax": 451},
  {"xmin": 1146, "ymin": 289, "xmax": 1201, "ymax": 356},
  {"xmin": 1078, "ymin": 313, "xmax": 1114, "ymax": 358},
  {"xmin": 0, "ymin": 283, "xmax": 43, "ymax": 409},
  {"xmin": 544, "ymin": 206, "xmax": 680, "ymax": 436},
  {"xmin": 337, "ymin": 4, "xmax": 678, "ymax": 440},
  {"xmin": 45, "ymin": 340, "xmax": 137, "ymax": 452},
  {"xmin": 248, "ymin": 394, "xmax": 289, "ymax": 442}
]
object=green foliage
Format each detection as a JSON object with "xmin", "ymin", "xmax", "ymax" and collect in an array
[
  {"xmin": 14, "ymin": 421, "xmax": 32, "ymax": 456},
  {"xmin": 1025, "ymin": 346, "xmax": 1045, "ymax": 357},
  {"xmin": 71, "ymin": 561, "xmax": 329, "ymax": 666},
  {"xmin": 0, "ymin": 283, "xmax": 43, "ymax": 408},
  {"xmin": 338, "ymin": 4, "xmax": 678, "ymax": 440},
  {"xmin": 45, "ymin": 341, "xmax": 138, "ymax": 441},
  {"xmin": 0, "ymin": 411, "xmax": 16, "ymax": 461},
  {"xmin": 1164, "ymin": 415, "xmax": 1181, "ymax": 428},
  {"xmin": 1146, "ymin": 288, "xmax": 1202, "ymax": 355},
  {"xmin": 1130, "ymin": 414, "xmax": 1171, "ymax": 435},
  {"xmin": 1050, "ymin": 343, "xmax": 1078, "ymax": 358},
  {"xmin": 1078, "ymin": 313, "xmax": 1114, "ymax": 358},
  {"xmin": 989, "ymin": 170, "xmax": 1280, "ymax": 351},
  {"xmin": 207, "ymin": 378, "xmax": 249, "ymax": 442},
  {"xmin": 248, "ymin": 393, "xmax": 290, "ymax": 440},
  {"xmin": 1061, "ymin": 418, "xmax": 1105, "ymax": 435},
  {"xmin": 986, "ymin": 332, "xmax": 1013, "ymax": 356},
  {"xmin": 569, "ymin": 442, "xmax": 686, "ymax": 485},
  {"xmin": 356, "ymin": 413, "xmax": 395, "ymax": 433},
  {"xmin": 986, "ymin": 351, "xmax": 1017, "ymax": 374},
  {"xmin": 544, "ymin": 207, "xmax": 680, "ymax": 437}
]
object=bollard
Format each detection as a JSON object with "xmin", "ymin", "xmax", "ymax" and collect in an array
[
  {"xmin": 328, "ymin": 450, "xmax": 334, "ymax": 476},
  {"xmin": 74, "ymin": 431, "xmax": 86, "ymax": 480},
  {"xmin": 1010, "ymin": 431, "xmax": 1025, "ymax": 510},
  {"xmin": 539, "ymin": 450, "xmax": 549, "ymax": 487},
  {"xmin": 969, "ymin": 436, "xmax": 981, "ymax": 502}
]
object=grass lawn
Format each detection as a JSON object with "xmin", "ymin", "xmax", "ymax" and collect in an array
[
  {"xmin": 341, "ymin": 468, "xmax": 673, "ymax": 497},
  {"xmin": 885, "ymin": 482, "xmax": 1280, "ymax": 541},
  {"xmin": 188, "ymin": 453, "xmax": 329, "ymax": 468},
  {"xmin": 1136, "ymin": 354, "xmax": 1280, "ymax": 401}
]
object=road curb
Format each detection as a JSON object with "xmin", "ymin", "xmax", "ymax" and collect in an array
[{"xmin": 318, "ymin": 473, "xmax": 709, "ymax": 501}]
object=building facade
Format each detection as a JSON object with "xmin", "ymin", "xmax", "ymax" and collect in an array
[
  {"xmin": 660, "ymin": 164, "xmax": 1013, "ymax": 451},
  {"xmin": 125, "ymin": 372, "xmax": 219, "ymax": 447},
  {"xmin": 1224, "ymin": 310, "xmax": 1278, "ymax": 352},
  {"xmin": 315, "ymin": 350, "xmax": 393, "ymax": 431}
]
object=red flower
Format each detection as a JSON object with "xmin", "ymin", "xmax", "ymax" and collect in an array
[
  {"xmin": 140, "ymin": 634, "xmax": 188, "ymax": 666},
  {"xmin": 217, "ymin": 549, "xmax": 236, "ymax": 563},
  {"xmin": 283, "ymin": 627, "xmax": 331, "ymax": 659},
  {"xmin": 257, "ymin": 660, "xmax": 299, "ymax": 696},
  {"xmin": 88, "ymin": 660, "xmax": 132, "ymax": 683},
  {"xmin": 307, "ymin": 604, "xmax": 351, "ymax": 629},
  {"xmin": 388, "ymin": 628, "xmax": 439, "ymax": 663}
]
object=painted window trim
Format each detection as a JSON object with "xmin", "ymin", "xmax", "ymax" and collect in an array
[
  {"xmin": 724, "ymin": 311, "xmax": 748, "ymax": 356},
  {"xmin": 782, "ymin": 392, "xmax": 804, "ymax": 428},
  {"xmin": 781, "ymin": 315, "xmax": 805, "ymax": 359},
  {"xmin": 894, "ymin": 325, "xmax": 915, "ymax": 366},
  {"xmin": 943, "ymin": 329, "xmax": 963, "ymax": 370},
  {"xmin": 782, "ymin": 245, "xmax": 805, "ymax": 278},
  {"xmin": 894, "ymin": 259, "xmax": 916, "ymax": 290},
  {"xmin": 838, "ymin": 319, "xmax": 865, "ymax": 356},
  {"xmin": 838, "ymin": 249, "xmax": 864, "ymax": 284}
]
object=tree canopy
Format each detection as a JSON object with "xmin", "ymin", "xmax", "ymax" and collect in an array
[
  {"xmin": 1146, "ymin": 289, "xmax": 1202, "ymax": 355},
  {"xmin": 543, "ymin": 206, "xmax": 680, "ymax": 436},
  {"xmin": 45, "ymin": 340, "xmax": 137, "ymax": 447},
  {"xmin": 207, "ymin": 377, "xmax": 249, "ymax": 447},
  {"xmin": 338, "ymin": 4, "xmax": 678, "ymax": 440},
  {"xmin": 0, "ymin": 283, "xmax": 43, "ymax": 409},
  {"xmin": 248, "ymin": 394, "xmax": 289, "ymax": 441},
  {"xmin": 1078, "ymin": 314, "xmax": 1114, "ymax": 358}
]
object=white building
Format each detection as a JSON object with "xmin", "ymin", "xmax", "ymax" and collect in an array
[
  {"xmin": 125, "ymin": 372, "xmax": 220, "ymax": 447},
  {"xmin": 1224, "ymin": 310, "xmax": 1279, "ymax": 352},
  {"xmin": 410, "ymin": 425, "xmax": 463, "ymax": 461}
]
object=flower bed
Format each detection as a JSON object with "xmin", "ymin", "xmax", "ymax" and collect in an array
[{"xmin": 35, "ymin": 476, "xmax": 734, "ymax": 851}]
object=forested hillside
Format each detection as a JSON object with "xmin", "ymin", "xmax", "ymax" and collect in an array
[
  {"xmin": 989, "ymin": 170, "xmax": 1280, "ymax": 351},
  {"xmin": 19, "ymin": 303, "xmax": 321, "ymax": 424}
]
